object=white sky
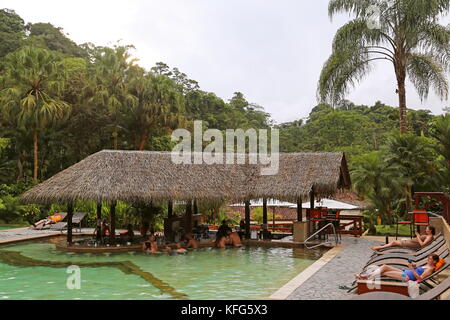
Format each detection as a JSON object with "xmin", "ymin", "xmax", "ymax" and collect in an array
[{"xmin": 2, "ymin": 0, "xmax": 449, "ymax": 124}]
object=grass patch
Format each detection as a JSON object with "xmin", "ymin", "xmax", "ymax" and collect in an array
[
  {"xmin": 0, "ymin": 224, "xmax": 26, "ymax": 231},
  {"xmin": 372, "ymin": 225, "xmax": 412, "ymax": 237}
]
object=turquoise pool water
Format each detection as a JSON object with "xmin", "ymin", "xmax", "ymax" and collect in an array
[{"xmin": 0, "ymin": 240, "xmax": 325, "ymax": 300}]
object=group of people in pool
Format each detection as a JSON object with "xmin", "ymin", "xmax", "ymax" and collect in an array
[{"xmin": 355, "ymin": 226, "xmax": 446, "ymax": 282}]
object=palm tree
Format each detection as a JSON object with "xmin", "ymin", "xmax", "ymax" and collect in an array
[
  {"xmin": 319, "ymin": 0, "xmax": 450, "ymax": 133},
  {"xmin": 90, "ymin": 45, "xmax": 137, "ymax": 150},
  {"xmin": 432, "ymin": 115, "xmax": 450, "ymax": 169},
  {"xmin": 0, "ymin": 46, "xmax": 70, "ymax": 183},
  {"xmin": 128, "ymin": 72, "xmax": 185, "ymax": 151},
  {"xmin": 431, "ymin": 115, "xmax": 450, "ymax": 190},
  {"xmin": 352, "ymin": 152, "xmax": 405, "ymax": 223},
  {"xmin": 384, "ymin": 133, "xmax": 437, "ymax": 211}
]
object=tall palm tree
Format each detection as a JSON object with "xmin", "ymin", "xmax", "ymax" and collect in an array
[
  {"xmin": 319, "ymin": 0, "xmax": 450, "ymax": 133},
  {"xmin": 0, "ymin": 46, "xmax": 70, "ymax": 183},
  {"xmin": 129, "ymin": 72, "xmax": 185, "ymax": 151},
  {"xmin": 90, "ymin": 45, "xmax": 137, "ymax": 150}
]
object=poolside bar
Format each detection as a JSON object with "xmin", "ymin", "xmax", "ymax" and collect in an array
[{"xmin": 20, "ymin": 151, "xmax": 351, "ymax": 249}]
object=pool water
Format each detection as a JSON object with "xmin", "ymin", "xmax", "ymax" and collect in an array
[{"xmin": 0, "ymin": 240, "xmax": 325, "ymax": 300}]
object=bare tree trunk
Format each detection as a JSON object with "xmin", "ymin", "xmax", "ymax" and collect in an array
[
  {"xmin": 138, "ymin": 132, "xmax": 149, "ymax": 151},
  {"xmin": 398, "ymin": 79, "xmax": 408, "ymax": 134},
  {"xmin": 33, "ymin": 131, "xmax": 39, "ymax": 184}
]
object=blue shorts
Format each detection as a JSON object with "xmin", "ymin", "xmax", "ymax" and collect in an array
[{"xmin": 403, "ymin": 267, "xmax": 425, "ymax": 281}]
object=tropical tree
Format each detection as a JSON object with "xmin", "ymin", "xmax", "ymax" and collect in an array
[
  {"xmin": 128, "ymin": 71, "xmax": 185, "ymax": 150},
  {"xmin": 90, "ymin": 45, "xmax": 137, "ymax": 150},
  {"xmin": 352, "ymin": 152, "xmax": 406, "ymax": 223},
  {"xmin": 384, "ymin": 133, "xmax": 437, "ymax": 211},
  {"xmin": 0, "ymin": 46, "xmax": 70, "ymax": 183},
  {"xmin": 432, "ymin": 114, "xmax": 450, "ymax": 170},
  {"xmin": 319, "ymin": 0, "xmax": 450, "ymax": 133}
]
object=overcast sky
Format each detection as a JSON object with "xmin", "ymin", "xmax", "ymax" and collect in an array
[{"xmin": 2, "ymin": 0, "xmax": 449, "ymax": 124}]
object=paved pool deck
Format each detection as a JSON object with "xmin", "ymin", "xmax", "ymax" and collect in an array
[
  {"xmin": 286, "ymin": 236, "xmax": 381, "ymax": 300},
  {"xmin": 0, "ymin": 227, "xmax": 95, "ymax": 244}
]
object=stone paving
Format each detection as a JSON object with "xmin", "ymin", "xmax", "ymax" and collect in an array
[
  {"xmin": 287, "ymin": 236, "xmax": 382, "ymax": 300},
  {"xmin": 0, "ymin": 227, "xmax": 95, "ymax": 243}
]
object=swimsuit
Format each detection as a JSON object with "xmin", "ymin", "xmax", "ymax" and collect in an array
[{"xmin": 402, "ymin": 267, "xmax": 426, "ymax": 281}]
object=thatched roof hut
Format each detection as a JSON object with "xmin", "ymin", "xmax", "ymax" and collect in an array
[{"xmin": 21, "ymin": 150, "xmax": 350, "ymax": 205}]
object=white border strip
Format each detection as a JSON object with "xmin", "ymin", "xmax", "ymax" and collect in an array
[{"xmin": 268, "ymin": 244, "xmax": 346, "ymax": 300}]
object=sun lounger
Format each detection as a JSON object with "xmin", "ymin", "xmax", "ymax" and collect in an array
[
  {"xmin": 353, "ymin": 277, "xmax": 450, "ymax": 300},
  {"xmin": 371, "ymin": 233, "xmax": 443, "ymax": 256},
  {"xmin": 363, "ymin": 246, "xmax": 448, "ymax": 272},
  {"xmin": 34, "ymin": 212, "xmax": 68, "ymax": 230},
  {"xmin": 357, "ymin": 258, "xmax": 450, "ymax": 296},
  {"xmin": 48, "ymin": 212, "xmax": 87, "ymax": 233},
  {"xmin": 365, "ymin": 237, "xmax": 447, "ymax": 266},
  {"xmin": 72, "ymin": 212, "xmax": 87, "ymax": 233}
]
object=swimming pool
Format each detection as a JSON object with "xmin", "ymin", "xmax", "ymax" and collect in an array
[{"xmin": 0, "ymin": 239, "xmax": 326, "ymax": 300}]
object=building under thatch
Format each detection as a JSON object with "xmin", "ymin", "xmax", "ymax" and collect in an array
[
  {"xmin": 20, "ymin": 150, "xmax": 351, "ymax": 244},
  {"xmin": 21, "ymin": 150, "xmax": 350, "ymax": 205}
]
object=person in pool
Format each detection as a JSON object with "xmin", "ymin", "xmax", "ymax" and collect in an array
[
  {"xmin": 355, "ymin": 253, "xmax": 441, "ymax": 282},
  {"xmin": 371, "ymin": 226, "xmax": 435, "ymax": 252},
  {"xmin": 184, "ymin": 233, "xmax": 199, "ymax": 249},
  {"xmin": 142, "ymin": 235, "xmax": 159, "ymax": 253},
  {"xmin": 226, "ymin": 229, "xmax": 242, "ymax": 248}
]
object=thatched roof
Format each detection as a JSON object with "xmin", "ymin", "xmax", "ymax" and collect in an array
[{"xmin": 21, "ymin": 150, "xmax": 351, "ymax": 205}]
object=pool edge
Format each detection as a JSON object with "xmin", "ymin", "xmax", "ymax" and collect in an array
[{"xmin": 267, "ymin": 244, "xmax": 347, "ymax": 300}]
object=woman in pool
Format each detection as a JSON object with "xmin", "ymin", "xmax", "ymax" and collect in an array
[
  {"xmin": 184, "ymin": 233, "xmax": 199, "ymax": 249},
  {"xmin": 371, "ymin": 226, "xmax": 435, "ymax": 252},
  {"xmin": 355, "ymin": 253, "xmax": 441, "ymax": 282},
  {"xmin": 142, "ymin": 235, "xmax": 159, "ymax": 254}
]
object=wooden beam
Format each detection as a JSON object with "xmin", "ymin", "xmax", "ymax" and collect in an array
[
  {"xmin": 67, "ymin": 203, "xmax": 74, "ymax": 245},
  {"xmin": 245, "ymin": 201, "xmax": 251, "ymax": 239},
  {"xmin": 96, "ymin": 203, "xmax": 102, "ymax": 221},
  {"xmin": 263, "ymin": 198, "xmax": 268, "ymax": 225},
  {"xmin": 110, "ymin": 202, "xmax": 116, "ymax": 245},
  {"xmin": 185, "ymin": 200, "xmax": 193, "ymax": 233},
  {"xmin": 168, "ymin": 201, "xmax": 174, "ymax": 219},
  {"xmin": 193, "ymin": 200, "xmax": 199, "ymax": 215},
  {"xmin": 297, "ymin": 197, "xmax": 303, "ymax": 222},
  {"xmin": 310, "ymin": 189, "xmax": 315, "ymax": 210}
]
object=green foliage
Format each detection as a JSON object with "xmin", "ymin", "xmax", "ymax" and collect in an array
[
  {"xmin": 0, "ymin": 9, "xmax": 25, "ymax": 58},
  {"xmin": 251, "ymin": 207, "xmax": 281, "ymax": 224}
]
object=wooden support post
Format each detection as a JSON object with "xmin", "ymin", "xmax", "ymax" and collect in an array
[
  {"xmin": 272, "ymin": 207, "xmax": 276, "ymax": 232},
  {"xmin": 245, "ymin": 201, "xmax": 251, "ymax": 239},
  {"xmin": 297, "ymin": 197, "xmax": 303, "ymax": 222},
  {"xmin": 185, "ymin": 200, "xmax": 193, "ymax": 233},
  {"xmin": 310, "ymin": 189, "xmax": 315, "ymax": 210},
  {"xmin": 67, "ymin": 203, "xmax": 74, "ymax": 245},
  {"xmin": 168, "ymin": 201, "xmax": 174, "ymax": 219},
  {"xmin": 110, "ymin": 202, "xmax": 116, "ymax": 245},
  {"xmin": 96, "ymin": 202, "xmax": 102, "ymax": 221},
  {"xmin": 193, "ymin": 200, "xmax": 199, "ymax": 215},
  {"xmin": 263, "ymin": 198, "xmax": 268, "ymax": 225}
]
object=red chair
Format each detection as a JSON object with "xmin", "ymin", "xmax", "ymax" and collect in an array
[
  {"xmin": 396, "ymin": 210, "xmax": 430, "ymax": 239},
  {"xmin": 325, "ymin": 210, "xmax": 341, "ymax": 242}
]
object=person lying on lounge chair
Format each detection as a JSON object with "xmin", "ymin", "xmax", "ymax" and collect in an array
[
  {"xmin": 31, "ymin": 213, "xmax": 64, "ymax": 229},
  {"xmin": 355, "ymin": 254, "xmax": 442, "ymax": 282},
  {"xmin": 371, "ymin": 226, "xmax": 435, "ymax": 252}
]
